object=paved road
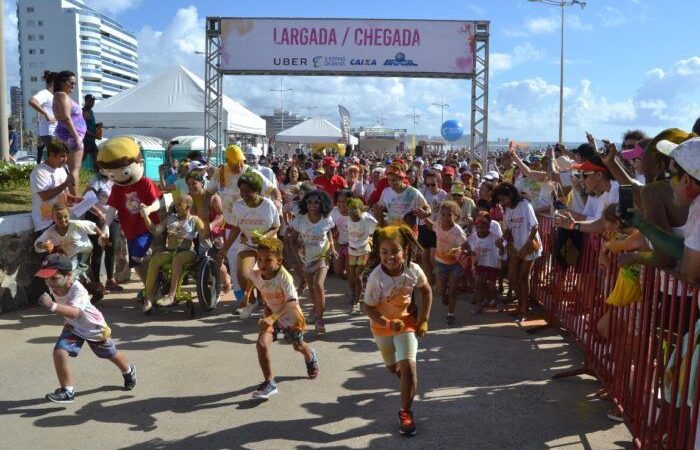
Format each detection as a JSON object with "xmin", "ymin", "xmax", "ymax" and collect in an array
[{"xmin": 1, "ymin": 275, "xmax": 632, "ymax": 450}]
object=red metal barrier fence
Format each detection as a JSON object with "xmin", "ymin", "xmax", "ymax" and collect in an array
[{"xmin": 532, "ymin": 215, "xmax": 700, "ymax": 450}]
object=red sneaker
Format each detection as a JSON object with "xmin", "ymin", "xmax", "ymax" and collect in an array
[{"xmin": 398, "ymin": 409, "xmax": 416, "ymax": 436}]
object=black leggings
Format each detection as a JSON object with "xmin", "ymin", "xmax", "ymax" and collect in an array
[{"xmin": 86, "ymin": 211, "xmax": 119, "ymax": 282}]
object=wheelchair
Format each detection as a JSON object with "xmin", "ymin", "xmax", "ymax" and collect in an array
[{"xmin": 151, "ymin": 238, "xmax": 223, "ymax": 318}]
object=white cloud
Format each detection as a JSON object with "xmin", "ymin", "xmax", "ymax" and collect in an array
[
  {"xmin": 489, "ymin": 56, "xmax": 700, "ymax": 140},
  {"xmin": 84, "ymin": 0, "xmax": 142, "ymax": 15},
  {"xmin": 524, "ymin": 17, "xmax": 559, "ymax": 35},
  {"xmin": 598, "ymin": 6, "xmax": 627, "ymax": 27},
  {"xmin": 491, "ymin": 53, "xmax": 513, "ymax": 72},
  {"xmin": 492, "ymin": 43, "xmax": 545, "ymax": 74},
  {"xmin": 136, "ymin": 5, "xmax": 205, "ymax": 80}
]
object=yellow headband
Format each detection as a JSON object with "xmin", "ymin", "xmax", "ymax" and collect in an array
[{"xmin": 226, "ymin": 145, "xmax": 245, "ymax": 164}]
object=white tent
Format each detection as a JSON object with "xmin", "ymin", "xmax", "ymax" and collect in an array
[
  {"xmin": 94, "ymin": 65, "xmax": 266, "ymax": 139},
  {"xmin": 275, "ymin": 117, "xmax": 358, "ymax": 145}
]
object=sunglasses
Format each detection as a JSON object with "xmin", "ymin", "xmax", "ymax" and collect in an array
[{"xmin": 621, "ymin": 143, "xmax": 636, "ymax": 150}]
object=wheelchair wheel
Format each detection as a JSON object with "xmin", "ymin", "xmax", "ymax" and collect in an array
[{"xmin": 196, "ymin": 256, "xmax": 221, "ymax": 311}]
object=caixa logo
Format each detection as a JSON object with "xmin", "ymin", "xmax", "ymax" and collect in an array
[
  {"xmin": 350, "ymin": 59, "xmax": 377, "ymax": 66},
  {"xmin": 383, "ymin": 52, "xmax": 417, "ymax": 66}
]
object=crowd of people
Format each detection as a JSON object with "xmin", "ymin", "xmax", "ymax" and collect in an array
[{"xmin": 24, "ymin": 95, "xmax": 700, "ymax": 436}]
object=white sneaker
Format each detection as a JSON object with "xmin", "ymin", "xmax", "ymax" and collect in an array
[
  {"xmin": 350, "ymin": 303, "xmax": 362, "ymax": 315},
  {"xmin": 240, "ymin": 304, "xmax": 256, "ymax": 319}
]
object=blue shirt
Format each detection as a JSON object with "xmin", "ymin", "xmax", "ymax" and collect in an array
[{"xmin": 8, "ymin": 131, "xmax": 18, "ymax": 153}]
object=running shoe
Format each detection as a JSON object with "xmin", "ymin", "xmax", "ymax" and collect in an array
[
  {"xmin": 607, "ymin": 408, "xmax": 625, "ymax": 422},
  {"xmin": 252, "ymin": 380, "xmax": 278, "ymax": 399},
  {"xmin": 350, "ymin": 303, "xmax": 363, "ymax": 315},
  {"xmin": 306, "ymin": 349, "xmax": 320, "ymax": 379},
  {"xmin": 123, "ymin": 365, "xmax": 137, "ymax": 390},
  {"xmin": 315, "ymin": 319, "xmax": 326, "ymax": 334},
  {"xmin": 398, "ymin": 409, "xmax": 417, "ymax": 436},
  {"xmin": 446, "ymin": 314, "xmax": 456, "ymax": 326},
  {"xmin": 240, "ymin": 303, "xmax": 256, "ymax": 319},
  {"xmin": 46, "ymin": 387, "xmax": 75, "ymax": 404}
]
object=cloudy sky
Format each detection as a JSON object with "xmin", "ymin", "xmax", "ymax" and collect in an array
[{"xmin": 3, "ymin": 0, "xmax": 700, "ymax": 142}]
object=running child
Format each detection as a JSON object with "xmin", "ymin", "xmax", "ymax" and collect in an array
[
  {"xmin": 346, "ymin": 197, "xmax": 377, "ymax": 315},
  {"xmin": 36, "ymin": 253, "xmax": 136, "ymax": 404},
  {"xmin": 330, "ymin": 189, "xmax": 353, "ymax": 280},
  {"xmin": 35, "ymin": 203, "xmax": 109, "ymax": 273},
  {"xmin": 494, "ymin": 183, "xmax": 542, "ymax": 323},
  {"xmin": 246, "ymin": 236, "xmax": 319, "ymax": 400},
  {"xmin": 465, "ymin": 212, "xmax": 506, "ymax": 315},
  {"xmin": 290, "ymin": 189, "xmax": 337, "ymax": 334},
  {"xmin": 283, "ymin": 182, "xmax": 315, "ymax": 292},
  {"xmin": 364, "ymin": 225, "xmax": 432, "ymax": 437},
  {"xmin": 426, "ymin": 200, "xmax": 467, "ymax": 326}
]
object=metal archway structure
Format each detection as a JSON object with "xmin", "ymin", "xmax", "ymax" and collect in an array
[{"xmin": 204, "ymin": 17, "xmax": 489, "ymax": 164}]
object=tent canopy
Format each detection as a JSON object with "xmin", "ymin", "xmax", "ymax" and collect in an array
[
  {"xmin": 276, "ymin": 117, "xmax": 358, "ymax": 145},
  {"xmin": 94, "ymin": 65, "xmax": 266, "ymax": 139}
]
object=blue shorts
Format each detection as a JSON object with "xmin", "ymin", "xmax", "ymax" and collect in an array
[
  {"xmin": 55, "ymin": 327, "xmax": 116, "ymax": 359},
  {"xmin": 128, "ymin": 232, "xmax": 152, "ymax": 267},
  {"xmin": 374, "ymin": 332, "xmax": 418, "ymax": 365},
  {"xmin": 436, "ymin": 261, "xmax": 463, "ymax": 278}
]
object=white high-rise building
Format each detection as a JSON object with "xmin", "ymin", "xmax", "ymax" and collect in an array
[{"xmin": 17, "ymin": 0, "xmax": 139, "ymax": 133}]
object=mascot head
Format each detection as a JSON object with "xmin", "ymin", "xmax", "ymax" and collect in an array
[{"xmin": 97, "ymin": 137, "xmax": 144, "ymax": 186}]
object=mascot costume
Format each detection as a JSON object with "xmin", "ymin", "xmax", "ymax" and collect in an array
[{"xmin": 97, "ymin": 137, "xmax": 164, "ymax": 313}]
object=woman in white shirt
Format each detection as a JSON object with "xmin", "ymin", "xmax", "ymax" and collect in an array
[
  {"xmin": 494, "ymin": 183, "xmax": 542, "ymax": 323},
  {"xmin": 28, "ymin": 71, "xmax": 57, "ymax": 164}
]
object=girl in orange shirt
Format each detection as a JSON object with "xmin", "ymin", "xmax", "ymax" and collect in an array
[{"xmin": 363, "ymin": 225, "xmax": 433, "ymax": 437}]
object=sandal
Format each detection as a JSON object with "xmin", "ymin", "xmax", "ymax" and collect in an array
[
  {"xmin": 105, "ymin": 280, "xmax": 124, "ymax": 291},
  {"xmin": 157, "ymin": 294, "xmax": 175, "ymax": 307}
]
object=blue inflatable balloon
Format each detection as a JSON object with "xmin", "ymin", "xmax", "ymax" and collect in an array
[{"xmin": 441, "ymin": 120, "xmax": 464, "ymax": 142}]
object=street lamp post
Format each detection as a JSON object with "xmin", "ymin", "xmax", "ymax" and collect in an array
[
  {"xmin": 528, "ymin": 0, "xmax": 586, "ymax": 144},
  {"xmin": 431, "ymin": 95, "xmax": 449, "ymax": 134},
  {"xmin": 271, "ymin": 76, "xmax": 293, "ymax": 134}
]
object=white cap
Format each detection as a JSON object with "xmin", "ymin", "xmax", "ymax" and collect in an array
[
  {"xmin": 658, "ymin": 137, "xmax": 700, "ymax": 180},
  {"xmin": 432, "ymin": 164, "xmax": 444, "ymax": 172}
]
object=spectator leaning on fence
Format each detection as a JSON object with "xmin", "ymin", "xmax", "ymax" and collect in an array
[
  {"xmin": 609, "ymin": 129, "xmax": 695, "ymax": 269},
  {"xmin": 555, "ymin": 156, "xmax": 619, "ymax": 235},
  {"xmin": 642, "ymin": 137, "xmax": 700, "ymax": 284}
]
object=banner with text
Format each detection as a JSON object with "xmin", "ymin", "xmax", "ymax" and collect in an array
[{"xmin": 220, "ymin": 18, "xmax": 476, "ymax": 78}]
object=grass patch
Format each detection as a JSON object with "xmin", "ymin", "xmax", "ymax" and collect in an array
[{"xmin": 0, "ymin": 169, "xmax": 96, "ymax": 216}]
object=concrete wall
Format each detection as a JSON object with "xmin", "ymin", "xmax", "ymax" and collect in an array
[{"xmin": 0, "ymin": 212, "xmax": 130, "ymax": 314}]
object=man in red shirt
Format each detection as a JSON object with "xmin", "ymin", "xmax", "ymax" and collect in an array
[{"xmin": 313, "ymin": 157, "xmax": 347, "ymax": 203}]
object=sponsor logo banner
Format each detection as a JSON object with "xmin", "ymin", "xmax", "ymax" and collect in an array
[{"xmin": 220, "ymin": 18, "xmax": 476, "ymax": 78}]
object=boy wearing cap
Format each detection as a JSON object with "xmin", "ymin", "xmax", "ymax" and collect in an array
[{"xmin": 36, "ymin": 254, "xmax": 136, "ymax": 404}]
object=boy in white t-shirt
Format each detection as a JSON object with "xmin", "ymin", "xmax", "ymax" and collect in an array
[
  {"xmin": 246, "ymin": 237, "xmax": 319, "ymax": 400},
  {"xmin": 34, "ymin": 204, "xmax": 107, "ymax": 275},
  {"xmin": 466, "ymin": 212, "xmax": 506, "ymax": 314},
  {"xmin": 36, "ymin": 254, "xmax": 136, "ymax": 404}
]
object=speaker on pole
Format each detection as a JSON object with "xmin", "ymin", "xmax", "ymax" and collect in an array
[{"xmin": 415, "ymin": 145, "xmax": 423, "ymax": 158}]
